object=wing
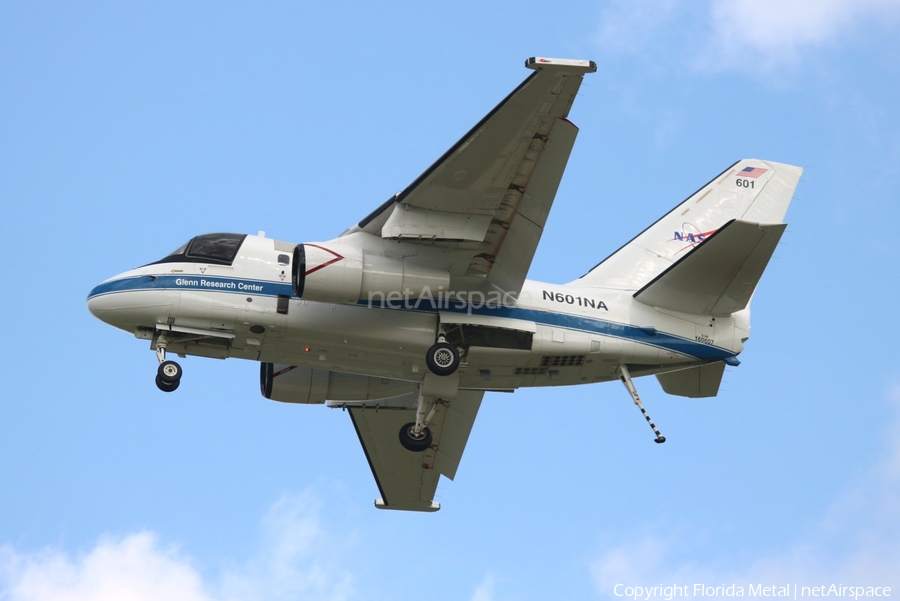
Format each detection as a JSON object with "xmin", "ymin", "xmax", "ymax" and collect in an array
[
  {"xmin": 344, "ymin": 57, "xmax": 596, "ymax": 296},
  {"xmin": 336, "ymin": 390, "xmax": 484, "ymax": 512}
]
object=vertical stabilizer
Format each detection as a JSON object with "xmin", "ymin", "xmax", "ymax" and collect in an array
[{"xmin": 574, "ymin": 160, "xmax": 802, "ymax": 291}]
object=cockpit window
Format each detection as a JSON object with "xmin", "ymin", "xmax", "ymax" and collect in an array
[
  {"xmin": 185, "ymin": 233, "xmax": 246, "ymax": 263},
  {"xmin": 168, "ymin": 242, "xmax": 189, "ymax": 256},
  {"xmin": 148, "ymin": 233, "xmax": 247, "ymax": 266}
]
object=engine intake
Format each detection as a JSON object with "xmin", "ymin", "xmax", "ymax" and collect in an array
[{"xmin": 292, "ymin": 242, "xmax": 450, "ymax": 304}]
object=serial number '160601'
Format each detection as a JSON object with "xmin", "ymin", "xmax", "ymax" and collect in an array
[{"xmin": 543, "ymin": 290, "xmax": 608, "ymax": 311}]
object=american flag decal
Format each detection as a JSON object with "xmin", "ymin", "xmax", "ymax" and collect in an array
[{"xmin": 738, "ymin": 166, "xmax": 768, "ymax": 178}]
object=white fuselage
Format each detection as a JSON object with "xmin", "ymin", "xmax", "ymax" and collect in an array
[{"xmin": 87, "ymin": 233, "xmax": 745, "ymax": 391}]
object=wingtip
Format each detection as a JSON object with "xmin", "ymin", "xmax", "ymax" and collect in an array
[
  {"xmin": 374, "ymin": 499, "xmax": 441, "ymax": 512},
  {"xmin": 525, "ymin": 57, "xmax": 597, "ymax": 73},
  {"xmin": 741, "ymin": 158, "xmax": 804, "ymax": 177}
]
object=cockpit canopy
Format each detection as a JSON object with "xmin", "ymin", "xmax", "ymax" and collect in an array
[{"xmin": 152, "ymin": 233, "xmax": 247, "ymax": 266}]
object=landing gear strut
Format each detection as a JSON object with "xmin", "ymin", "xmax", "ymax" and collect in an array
[
  {"xmin": 618, "ymin": 364, "xmax": 666, "ymax": 444},
  {"xmin": 154, "ymin": 339, "xmax": 183, "ymax": 393},
  {"xmin": 399, "ymin": 391, "xmax": 442, "ymax": 452},
  {"xmin": 396, "ymin": 328, "xmax": 463, "ymax": 452},
  {"xmin": 397, "ymin": 364, "xmax": 459, "ymax": 453}
]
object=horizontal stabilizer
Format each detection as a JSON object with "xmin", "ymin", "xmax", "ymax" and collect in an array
[
  {"xmin": 633, "ymin": 219, "xmax": 786, "ymax": 316},
  {"xmin": 656, "ymin": 362, "xmax": 726, "ymax": 398}
]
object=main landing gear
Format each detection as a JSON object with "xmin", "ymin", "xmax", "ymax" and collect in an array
[
  {"xmin": 398, "ymin": 388, "xmax": 444, "ymax": 453},
  {"xmin": 154, "ymin": 339, "xmax": 183, "ymax": 393},
  {"xmin": 425, "ymin": 332, "xmax": 461, "ymax": 377},
  {"xmin": 398, "ymin": 336, "xmax": 461, "ymax": 452},
  {"xmin": 399, "ymin": 333, "xmax": 461, "ymax": 452},
  {"xmin": 425, "ymin": 342, "xmax": 458, "ymax": 376},
  {"xmin": 399, "ymin": 421, "xmax": 433, "ymax": 452}
]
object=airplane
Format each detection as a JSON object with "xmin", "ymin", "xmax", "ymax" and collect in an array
[{"xmin": 87, "ymin": 57, "xmax": 802, "ymax": 512}]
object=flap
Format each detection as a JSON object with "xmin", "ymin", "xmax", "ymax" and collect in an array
[
  {"xmin": 382, "ymin": 205, "xmax": 492, "ymax": 244},
  {"xmin": 347, "ymin": 390, "xmax": 483, "ymax": 511},
  {"xmin": 633, "ymin": 220, "xmax": 787, "ymax": 316},
  {"xmin": 656, "ymin": 362, "xmax": 726, "ymax": 398}
]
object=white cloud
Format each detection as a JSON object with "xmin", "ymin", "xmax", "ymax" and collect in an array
[
  {"xmin": 221, "ymin": 492, "xmax": 354, "ymax": 601},
  {"xmin": 884, "ymin": 384, "xmax": 900, "ymax": 479},
  {"xmin": 590, "ymin": 385, "xmax": 900, "ymax": 596},
  {"xmin": 470, "ymin": 575, "xmax": 497, "ymax": 601},
  {"xmin": 0, "ymin": 533, "xmax": 216, "ymax": 601},
  {"xmin": 0, "ymin": 491, "xmax": 354, "ymax": 601},
  {"xmin": 701, "ymin": 0, "xmax": 900, "ymax": 71},
  {"xmin": 469, "ymin": 574, "xmax": 524, "ymax": 601},
  {"xmin": 594, "ymin": 0, "xmax": 900, "ymax": 73},
  {"xmin": 595, "ymin": 0, "xmax": 681, "ymax": 55}
]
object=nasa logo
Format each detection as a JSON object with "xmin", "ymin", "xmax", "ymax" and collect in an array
[{"xmin": 669, "ymin": 228, "xmax": 717, "ymax": 254}]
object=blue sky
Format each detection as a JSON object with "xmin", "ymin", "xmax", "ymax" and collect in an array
[{"xmin": 2, "ymin": 1, "xmax": 899, "ymax": 599}]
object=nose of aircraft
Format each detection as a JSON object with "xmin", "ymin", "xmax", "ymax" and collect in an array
[
  {"xmin": 86, "ymin": 283, "xmax": 116, "ymax": 325},
  {"xmin": 86, "ymin": 274, "xmax": 177, "ymax": 334}
]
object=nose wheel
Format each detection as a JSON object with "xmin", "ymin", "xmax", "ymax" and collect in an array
[
  {"xmin": 154, "ymin": 341, "xmax": 183, "ymax": 393},
  {"xmin": 155, "ymin": 373, "xmax": 180, "ymax": 392}
]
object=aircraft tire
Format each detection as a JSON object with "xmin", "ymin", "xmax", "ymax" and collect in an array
[
  {"xmin": 155, "ymin": 374, "xmax": 180, "ymax": 393},
  {"xmin": 425, "ymin": 342, "xmax": 459, "ymax": 376},
  {"xmin": 157, "ymin": 360, "xmax": 182, "ymax": 384},
  {"xmin": 398, "ymin": 422, "xmax": 432, "ymax": 452}
]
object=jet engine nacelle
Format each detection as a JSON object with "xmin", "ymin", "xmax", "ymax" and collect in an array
[
  {"xmin": 260, "ymin": 363, "xmax": 417, "ymax": 404},
  {"xmin": 292, "ymin": 242, "xmax": 450, "ymax": 304}
]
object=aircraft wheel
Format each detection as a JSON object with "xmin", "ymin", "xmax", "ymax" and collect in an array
[
  {"xmin": 155, "ymin": 374, "xmax": 180, "ymax": 393},
  {"xmin": 157, "ymin": 360, "xmax": 182, "ymax": 385},
  {"xmin": 398, "ymin": 422, "xmax": 432, "ymax": 452},
  {"xmin": 425, "ymin": 342, "xmax": 459, "ymax": 376}
]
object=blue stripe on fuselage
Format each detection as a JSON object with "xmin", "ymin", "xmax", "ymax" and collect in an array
[
  {"xmin": 87, "ymin": 275, "xmax": 736, "ymax": 362},
  {"xmin": 87, "ymin": 274, "xmax": 294, "ymax": 300},
  {"xmin": 361, "ymin": 300, "xmax": 734, "ymax": 362}
]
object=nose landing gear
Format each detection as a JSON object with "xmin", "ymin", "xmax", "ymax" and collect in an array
[
  {"xmin": 155, "ymin": 374, "xmax": 180, "ymax": 392},
  {"xmin": 156, "ymin": 360, "xmax": 182, "ymax": 392},
  {"xmin": 154, "ymin": 340, "xmax": 183, "ymax": 393}
]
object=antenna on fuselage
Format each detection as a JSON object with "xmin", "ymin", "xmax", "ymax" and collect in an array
[{"xmin": 617, "ymin": 364, "xmax": 666, "ymax": 444}]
